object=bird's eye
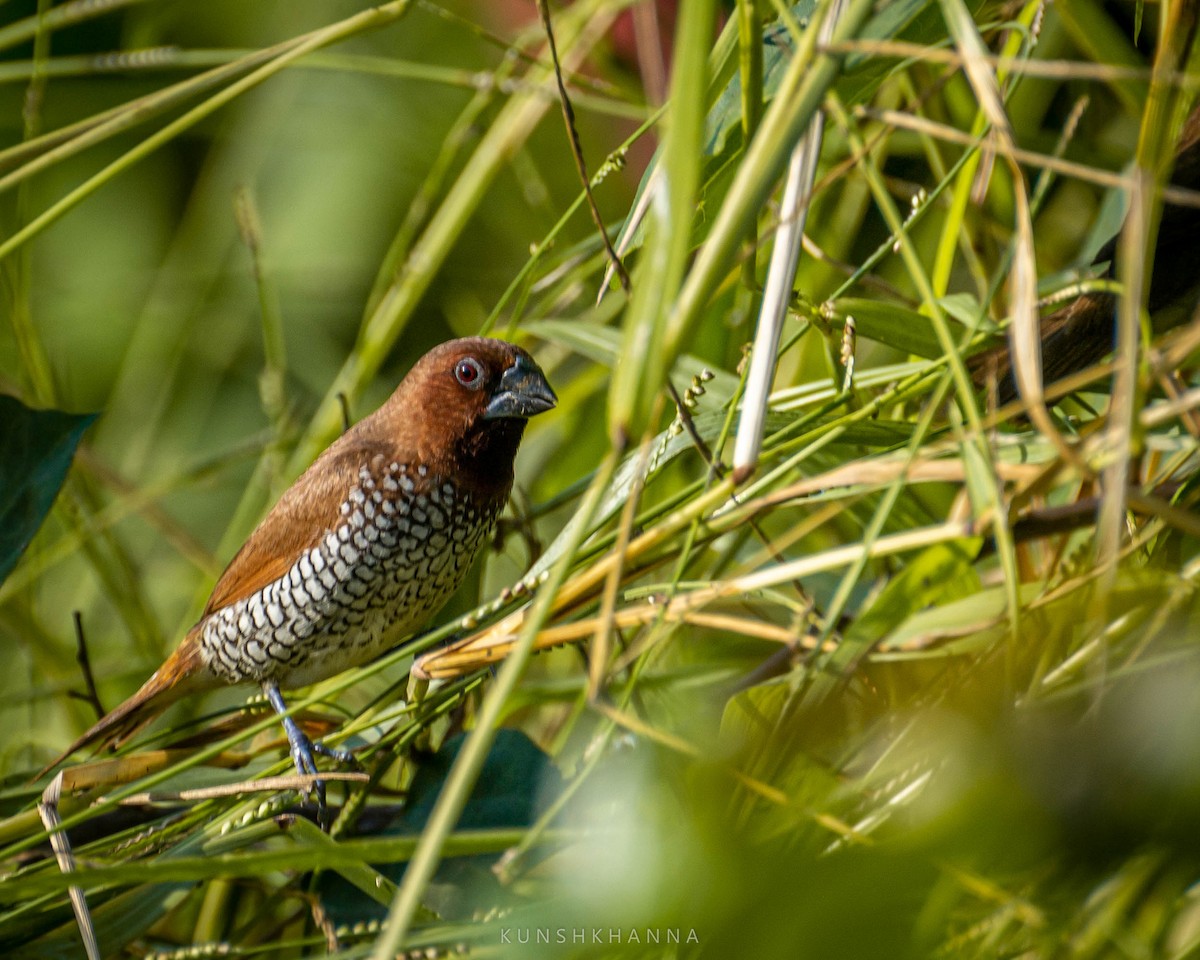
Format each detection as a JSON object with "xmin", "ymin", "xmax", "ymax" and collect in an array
[{"xmin": 454, "ymin": 357, "xmax": 485, "ymax": 389}]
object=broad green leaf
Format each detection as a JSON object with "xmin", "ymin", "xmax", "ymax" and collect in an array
[
  {"xmin": 526, "ymin": 318, "xmax": 741, "ymax": 398},
  {"xmin": 705, "ymin": 2, "xmax": 820, "ymax": 156},
  {"xmin": 845, "ymin": 543, "xmax": 982, "ymax": 646},
  {"xmin": 0, "ymin": 396, "xmax": 96, "ymax": 586},
  {"xmin": 830, "ymin": 298, "xmax": 957, "ymax": 359},
  {"xmin": 1077, "ymin": 179, "xmax": 1129, "ymax": 267},
  {"xmin": 320, "ymin": 730, "xmax": 562, "ymax": 924},
  {"xmin": 938, "ymin": 292, "xmax": 992, "ymax": 329},
  {"xmin": 876, "ymin": 580, "xmax": 1042, "ymax": 652}
]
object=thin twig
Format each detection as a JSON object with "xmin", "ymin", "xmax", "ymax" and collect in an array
[
  {"xmin": 115, "ymin": 771, "xmax": 369, "ymax": 805},
  {"xmin": 305, "ymin": 891, "xmax": 341, "ymax": 953},
  {"xmin": 70, "ymin": 612, "xmax": 105, "ymax": 721},
  {"xmin": 666, "ymin": 380, "xmax": 723, "ymax": 475},
  {"xmin": 536, "ymin": 0, "xmax": 631, "ymax": 294}
]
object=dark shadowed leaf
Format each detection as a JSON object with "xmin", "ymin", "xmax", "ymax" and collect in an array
[
  {"xmin": 321, "ymin": 729, "xmax": 562, "ymax": 925},
  {"xmin": 0, "ymin": 395, "xmax": 96, "ymax": 586},
  {"xmin": 3, "ymin": 883, "xmax": 192, "ymax": 960},
  {"xmin": 395, "ymin": 729, "xmax": 562, "ymax": 833}
]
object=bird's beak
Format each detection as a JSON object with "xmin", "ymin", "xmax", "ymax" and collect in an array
[{"xmin": 483, "ymin": 354, "xmax": 557, "ymax": 420}]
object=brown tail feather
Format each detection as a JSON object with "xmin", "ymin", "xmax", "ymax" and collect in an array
[
  {"xmin": 970, "ymin": 293, "xmax": 1117, "ymax": 406},
  {"xmin": 38, "ymin": 633, "xmax": 212, "ymax": 778}
]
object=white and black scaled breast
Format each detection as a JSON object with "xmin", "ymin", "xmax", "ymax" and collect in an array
[{"xmin": 199, "ymin": 461, "xmax": 498, "ymax": 687}]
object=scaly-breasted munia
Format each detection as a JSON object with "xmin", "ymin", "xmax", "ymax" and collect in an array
[{"xmin": 42, "ymin": 337, "xmax": 555, "ymax": 815}]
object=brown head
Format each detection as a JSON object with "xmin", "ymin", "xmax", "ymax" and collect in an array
[{"xmin": 364, "ymin": 337, "xmax": 556, "ymax": 501}]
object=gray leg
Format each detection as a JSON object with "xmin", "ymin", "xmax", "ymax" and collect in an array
[{"xmin": 261, "ymin": 680, "xmax": 355, "ymax": 829}]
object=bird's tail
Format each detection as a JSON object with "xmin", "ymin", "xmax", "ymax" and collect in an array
[
  {"xmin": 970, "ymin": 292, "xmax": 1116, "ymax": 406},
  {"xmin": 37, "ymin": 634, "xmax": 210, "ymax": 778}
]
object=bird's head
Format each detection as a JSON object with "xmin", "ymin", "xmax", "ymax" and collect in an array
[{"xmin": 375, "ymin": 337, "xmax": 556, "ymax": 497}]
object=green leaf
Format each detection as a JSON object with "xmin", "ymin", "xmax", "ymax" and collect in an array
[
  {"xmin": 830, "ymin": 298, "xmax": 955, "ymax": 359},
  {"xmin": 1077, "ymin": 178, "xmax": 1129, "ymax": 267},
  {"xmin": 526, "ymin": 318, "xmax": 741, "ymax": 398},
  {"xmin": 4, "ymin": 884, "xmax": 192, "ymax": 960},
  {"xmin": 876, "ymin": 579, "xmax": 1042, "ymax": 652},
  {"xmin": 609, "ymin": 0, "xmax": 718, "ymax": 443},
  {"xmin": 0, "ymin": 396, "xmax": 96, "ymax": 586},
  {"xmin": 705, "ymin": 1, "xmax": 820, "ymax": 156},
  {"xmin": 845, "ymin": 543, "xmax": 982, "ymax": 646},
  {"xmin": 397, "ymin": 730, "xmax": 561, "ymax": 833},
  {"xmin": 320, "ymin": 730, "xmax": 562, "ymax": 924}
]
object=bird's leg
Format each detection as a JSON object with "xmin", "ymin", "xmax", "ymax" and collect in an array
[
  {"xmin": 262, "ymin": 680, "xmax": 324, "ymax": 822},
  {"xmin": 261, "ymin": 681, "xmax": 355, "ymax": 829}
]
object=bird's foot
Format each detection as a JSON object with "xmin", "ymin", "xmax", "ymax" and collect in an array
[
  {"xmin": 263, "ymin": 681, "xmax": 356, "ymax": 831},
  {"xmin": 311, "ymin": 739, "xmax": 358, "ymax": 766}
]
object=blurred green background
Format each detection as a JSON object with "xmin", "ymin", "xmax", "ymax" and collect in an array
[{"xmin": 4, "ymin": 1, "xmax": 1200, "ymax": 958}]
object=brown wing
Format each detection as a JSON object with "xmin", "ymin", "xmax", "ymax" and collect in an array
[{"xmin": 202, "ymin": 438, "xmax": 392, "ymax": 616}]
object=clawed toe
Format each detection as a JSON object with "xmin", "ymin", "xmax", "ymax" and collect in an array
[{"xmin": 312, "ymin": 740, "xmax": 358, "ymax": 767}]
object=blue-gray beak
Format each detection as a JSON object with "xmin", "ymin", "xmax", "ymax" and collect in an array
[{"xmin": 483, "ymin": 354, "xmax": 557, "ymax": 420}]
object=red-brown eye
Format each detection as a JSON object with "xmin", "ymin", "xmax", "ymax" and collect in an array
[{"xmin": 454, "ymin": 357, "xmax": 484, "ymax": 389}]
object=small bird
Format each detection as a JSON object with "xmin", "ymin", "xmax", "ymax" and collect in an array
[
  {"xmin": 973, "ymin": 103, "xmax": 1200, "ymax": 403},
  {"xmin": 42, "ymin": 337, "xmax": 556, "ymax": 817}
]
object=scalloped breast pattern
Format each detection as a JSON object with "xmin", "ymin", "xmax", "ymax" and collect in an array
[{"xmin": 200, "ymin": 461, "xmax": 498, "ymax": 687}]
